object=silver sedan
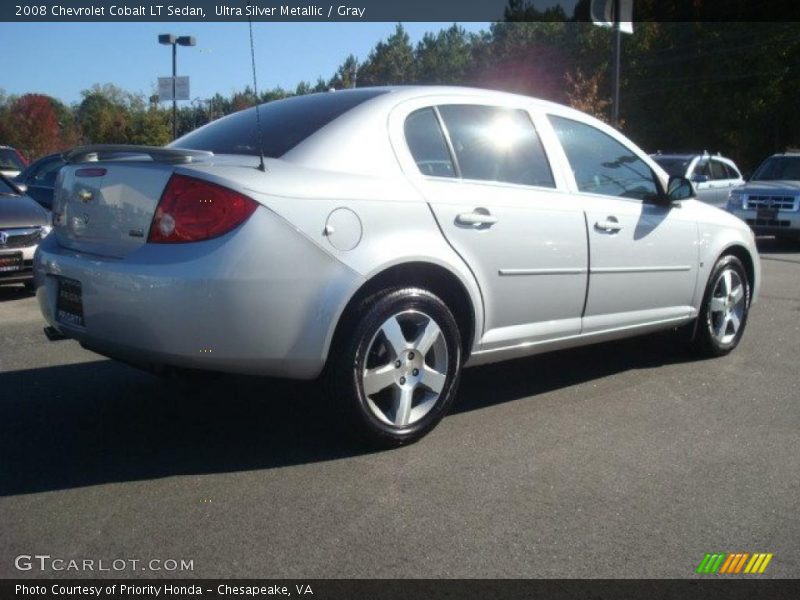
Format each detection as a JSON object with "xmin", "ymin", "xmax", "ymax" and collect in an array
[{"xmin": 35, "ymin": 86, "xmax": 760, "ymax": 446}]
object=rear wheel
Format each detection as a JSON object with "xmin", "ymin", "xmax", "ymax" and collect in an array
[
  {"xmin": 690, "ymin": 255, "xmax": 750, "ymax": 357},
  {"xmin": 327, "ymin": 288, "xmax": 462, "ymax": 447}
]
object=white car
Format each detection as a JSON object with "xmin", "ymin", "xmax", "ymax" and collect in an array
[
  {"xmin": 35, "ymin": 86, "xmax": 760, "ymax": 446},
  {"xmin": 651, "ymin": 152, "xmax": 745, "ymax": 207}
]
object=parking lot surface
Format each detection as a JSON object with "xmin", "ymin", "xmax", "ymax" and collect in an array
[{"xmin": 1, "ymin": 239, "xmax": 798, "ymax": 578}]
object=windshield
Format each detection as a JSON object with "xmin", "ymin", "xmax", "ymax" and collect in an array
[
  {"xmin": 653, "ymin": 157, "xmax": 691, "ymax": 178},
  {"xmin": 751, "ymin": 156, "xmax": 800, "ymax": 181},
  {"xmin": 0, "ymin": 149, "xmax": 25, "ymax": 171},
  {"xmin": 0, "ymin": 176, "xmax": 18, "ymax": 195},
  {"xmin": 170, "ymin": 89, "xmax": 388, "ymax": 158}
]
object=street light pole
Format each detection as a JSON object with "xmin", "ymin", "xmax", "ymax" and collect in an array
[
  {"xmin": 171, "ymin": 42, "xmax": 177, "ymax": 139},
  {"xmin": 158, "ymin": 33, "xmax": 196, "ymax": 141}
]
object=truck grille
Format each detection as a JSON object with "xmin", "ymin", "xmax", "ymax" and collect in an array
[
  {"xmin": 745, "ymin": 195, "xmax": 797, "ymax": 211},
  {"xmin": 0, "ymin": 227, "xmax": 44, "ymax": 249}
]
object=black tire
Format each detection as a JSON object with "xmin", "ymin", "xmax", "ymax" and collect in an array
[
  {"xmin": 690, "ymin": 254, "xmax": 751, "ymax": 358},
  {"xmin": 326, "ymin": 287, "xmax": 462, "ymax": 448}
]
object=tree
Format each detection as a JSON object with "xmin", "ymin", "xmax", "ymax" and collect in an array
[
  {"xmin": 414, "ymin": 25, "xmax": 473, "ymax": 85},
  {"xmin": 328, "ymin": 54, "xmax": 359, "ymax": 89},
  {"xmin": 357, "ymin": 24, "xmax": 416, "ymax": 85},
  {"xmin": 1, "ymin": 94, "xmax": 66, "ymax": 159}
]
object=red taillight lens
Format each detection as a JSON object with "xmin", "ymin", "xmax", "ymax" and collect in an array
[{"xmin": 148, "ymin": 174, "xmax": 258, "ymax": 243}]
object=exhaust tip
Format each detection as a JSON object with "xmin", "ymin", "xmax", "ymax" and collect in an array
[{"xmin": 44, "ymin": 326, "xmax": 69, "ymax": 341}]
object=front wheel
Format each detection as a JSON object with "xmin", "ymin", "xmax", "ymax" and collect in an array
[
  {"xmin": 327, "ymin": 288, "xmax": 462, "ymax": 447},
  {"xmin": 690, "ymin": 255, "xmax": 750, "ymax": 357}
]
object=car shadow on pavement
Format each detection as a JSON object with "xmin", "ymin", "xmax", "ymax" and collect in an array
[
  {"xmin": 0, "ymin": 333, "xmax": 695, "ymax": 497},
  {"xmin": 756, "ymin": 236, "xmax": 800, "ymax": 255},
  {"xmin": 0, "ymin": 285, "xmax": 35, "ymax": 303}
]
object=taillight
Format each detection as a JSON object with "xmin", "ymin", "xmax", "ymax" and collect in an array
[{"xmin": 148, "ymin": 174, "xmax": 258, "ymax": 243}]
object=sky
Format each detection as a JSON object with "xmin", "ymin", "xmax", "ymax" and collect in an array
[{"xmin": 0, "ymin": 22, "xmax": 496, "ymax": 105}]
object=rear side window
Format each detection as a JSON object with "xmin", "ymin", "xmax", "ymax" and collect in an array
[
  {"xmin": 405, "ymin": 108, "xmax": 455, "ymax": 178},
  {"xmin": 693, "ymin": 159, "xmax": 711, "ymax": 179},
  {"xmin": 710, "ymin": 159, "xmax": 729, "ymax": 180},
  {"xmin": 438, "ymin": 105, "xmax": 555, "ymax": 188},
  {"xmin": 171, "ymin": 89, "xmax": 387, "ymax": 158},
  {"xmin": 549, "ymin": 115, "xmax": 659, "ymax": 201}
]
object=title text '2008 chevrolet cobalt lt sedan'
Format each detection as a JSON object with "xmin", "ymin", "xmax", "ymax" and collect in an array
[{"xmin": 35, "ymin": 87, "xmax": 760, "ymax": 446}]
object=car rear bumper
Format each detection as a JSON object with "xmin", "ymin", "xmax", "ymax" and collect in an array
[{"xmin": 34, "ymin": 209, "xmax": 363, "ymax": 379}]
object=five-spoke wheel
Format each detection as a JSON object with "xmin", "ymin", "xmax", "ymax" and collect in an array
[{"xmin": 327, "ymin": 288, "xmax": 462, "ymax": 447}]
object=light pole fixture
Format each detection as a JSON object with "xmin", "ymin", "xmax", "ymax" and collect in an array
[{"xmin": 158, "ymin": 33, "xmax": 196, "ymax": 140}]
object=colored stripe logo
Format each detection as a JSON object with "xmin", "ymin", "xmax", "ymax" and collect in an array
[{"xmin": 696, "ymin": 552, "xmax": 773, "ymax": 574}]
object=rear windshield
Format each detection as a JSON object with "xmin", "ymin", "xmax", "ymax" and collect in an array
[
  {"xmin": 170, "ymin": 89, "xmax": 387, "ymax": 158},
  {"xmin": 0, "ymin": 148, "xmax": 25, "ymax": 171},
  {"xmin": 751, "ymin": 156, "xmax": 800, "ymax": 181},
  {"xmin": 653, "ymin": 157, "xmax": 690, "ymax": 178}
]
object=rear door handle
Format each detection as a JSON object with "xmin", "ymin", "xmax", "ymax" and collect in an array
[
  {"xmin": 595, "ymin": 217, "xmax": 622, "ymax": 233},
  {"xmin": 456, "ymin": 210, "xmax": 498, "ymax": 226}
]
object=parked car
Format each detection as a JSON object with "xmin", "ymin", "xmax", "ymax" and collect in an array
[
  {"xmin": 651, "ymin": 152, "xmax": 744, "ymax": 207},
  {"xmin": 727, "ymin": 152, "xmax": 800, "ymax": 241},
  {"xmin": 0, "ymin": 174, "xmax": 51, "ymax": 290},
  {"xmin": 0, "ymin": 145, "xmax": 28, "ymax": 179},
  {"xmin": 35, "ymin": 87, "xmax": 760, "ymax": 446},
  {"xmin": 14, "ymin": 152, "xmax": 66, "ymax": 210}
]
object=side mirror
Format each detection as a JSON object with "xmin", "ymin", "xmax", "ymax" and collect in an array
[
  {"xmin": 691, "ymin": 174, "xmax": 709, "ymax": 183},
  {"xmin": 14, "ymin": 183, "xmax": 28, "ymax": 194},
  {"xmin": 667, "ymin": 176, "xmax": 696, "ymax": 202}
]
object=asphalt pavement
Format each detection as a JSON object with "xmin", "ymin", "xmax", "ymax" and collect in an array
[{"xmin": 0, "ymin": 238, "xmax": 798, "ymax": 578}]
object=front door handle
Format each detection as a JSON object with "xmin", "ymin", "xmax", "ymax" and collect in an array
[
  {"xmin": 595, "ymin": 217, "xmax": 622, "ymax": 233},
  {"xmin": 456, "ymin": 210, "xmax": 498, "ymax": 227}
]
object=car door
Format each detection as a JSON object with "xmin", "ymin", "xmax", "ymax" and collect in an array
[
  {"xmin": 547, "ymin": 115, "xmax": 698, "ymax": 333},
  {"xmin": 398, "ymin": 103, "xmax": 588, "ymax": 351},
  {"xmin": 709, "ymin": 158, "xmax": 740, "ymax": 207},
  {"xmin": 690, "ymin": 158, "xmax": 716, "ymax": 204}
]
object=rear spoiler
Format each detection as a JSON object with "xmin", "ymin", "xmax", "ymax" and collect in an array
[{"xmin": 64, "ymin": 145, "xmax": 213, "ymax": 165}]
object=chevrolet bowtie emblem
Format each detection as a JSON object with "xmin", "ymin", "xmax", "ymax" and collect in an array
[{"xmin": 78, "ymin": 189, "xmax": 94, "ymax": 203}]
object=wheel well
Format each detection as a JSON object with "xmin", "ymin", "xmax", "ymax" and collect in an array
[
  {"xmin": 722, "ymin": 245, "xmax": 756, "ymax": 300},
  {"xmin": 329, "ymin": 262, "xmax": 476, "ymax": 361}
]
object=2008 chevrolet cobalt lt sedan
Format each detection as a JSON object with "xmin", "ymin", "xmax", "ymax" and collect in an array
[{"xmin": 35, "ymin": 86, "xmax": 760, "ymax": 446}]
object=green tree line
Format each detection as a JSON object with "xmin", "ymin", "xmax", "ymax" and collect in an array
[{"xmin": 1, "ymin": 2, "xmax": 798, "ymax": 173}]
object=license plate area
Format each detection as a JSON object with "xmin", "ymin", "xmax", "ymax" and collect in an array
[
  {"xmin": 756, "ymin": 207, "xmax": 779, "ymax": 221},
  {"xmin": 56, "ymin": 278, "xmax": 85, "ymax": 327},
  {"xmin": 0, "ymin": 252, "xmax": 22, "ymax": 273}
]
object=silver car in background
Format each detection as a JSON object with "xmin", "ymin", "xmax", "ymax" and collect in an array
[
  {"xmin": 1, "ymin": 174, "xmax": 51, "ymax": 290},
  {"xmin": 727, "ymin": 152, "xmax": 800, "ymax": 241},
  {"xmin": 35, "ymin": 87, "xmax": 760, "ymax": 446},
  {"xmin": 651, "ymin": 152, "xmax": 745, "ymax": 207}
]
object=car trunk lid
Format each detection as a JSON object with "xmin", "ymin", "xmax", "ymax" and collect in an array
[{"xmin": 53, "ymin": 145, "xmax": 212, "ymax": 258}]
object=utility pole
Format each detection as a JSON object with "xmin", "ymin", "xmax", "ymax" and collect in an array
[{"xmin": 611, "ymin": 0, "xmax": 621, "ymax": 126}]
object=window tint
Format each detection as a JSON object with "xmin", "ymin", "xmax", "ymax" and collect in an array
[
  {"xmin": 693, "ymin": 159, "xmax": 711, "ymax": 179},
  {"xmin": 752, "ymin": 156, "xmax": 800, "ymax": 181},
  {"xmin": 0, "ymin": 149, "xmax": 24, "ymax": 171},
  {"xmin": 438, "ymin": 105, "xmax": 555, "ymax": 187},
  {"xmin": 0, "ymin": 177, "xmax": 16, "ymax": 195},
  {"xmin": 404, "ymin": 108, "xmax": 455, "ymax": 178},
  {"xmin": 710, "ymin": 159, "xmax": 729, "ymax": 180},
  {"xmin": 653, "ymin": 157, "xmax": 690, "ymax": 178},
  {"xmin": 33, "ymin": 159, "xmax": 64, "ymax": 186},
  {"xmin": 724, "ymin": 163, "xmax": 741, "ymax": 179},
  {"xmin": 549, "ymin": 116, "xmax": 659, "ymax": 201},
  {"xmin": 170, "ymin": 89, "xmax": 387, "ymax": 158}
]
